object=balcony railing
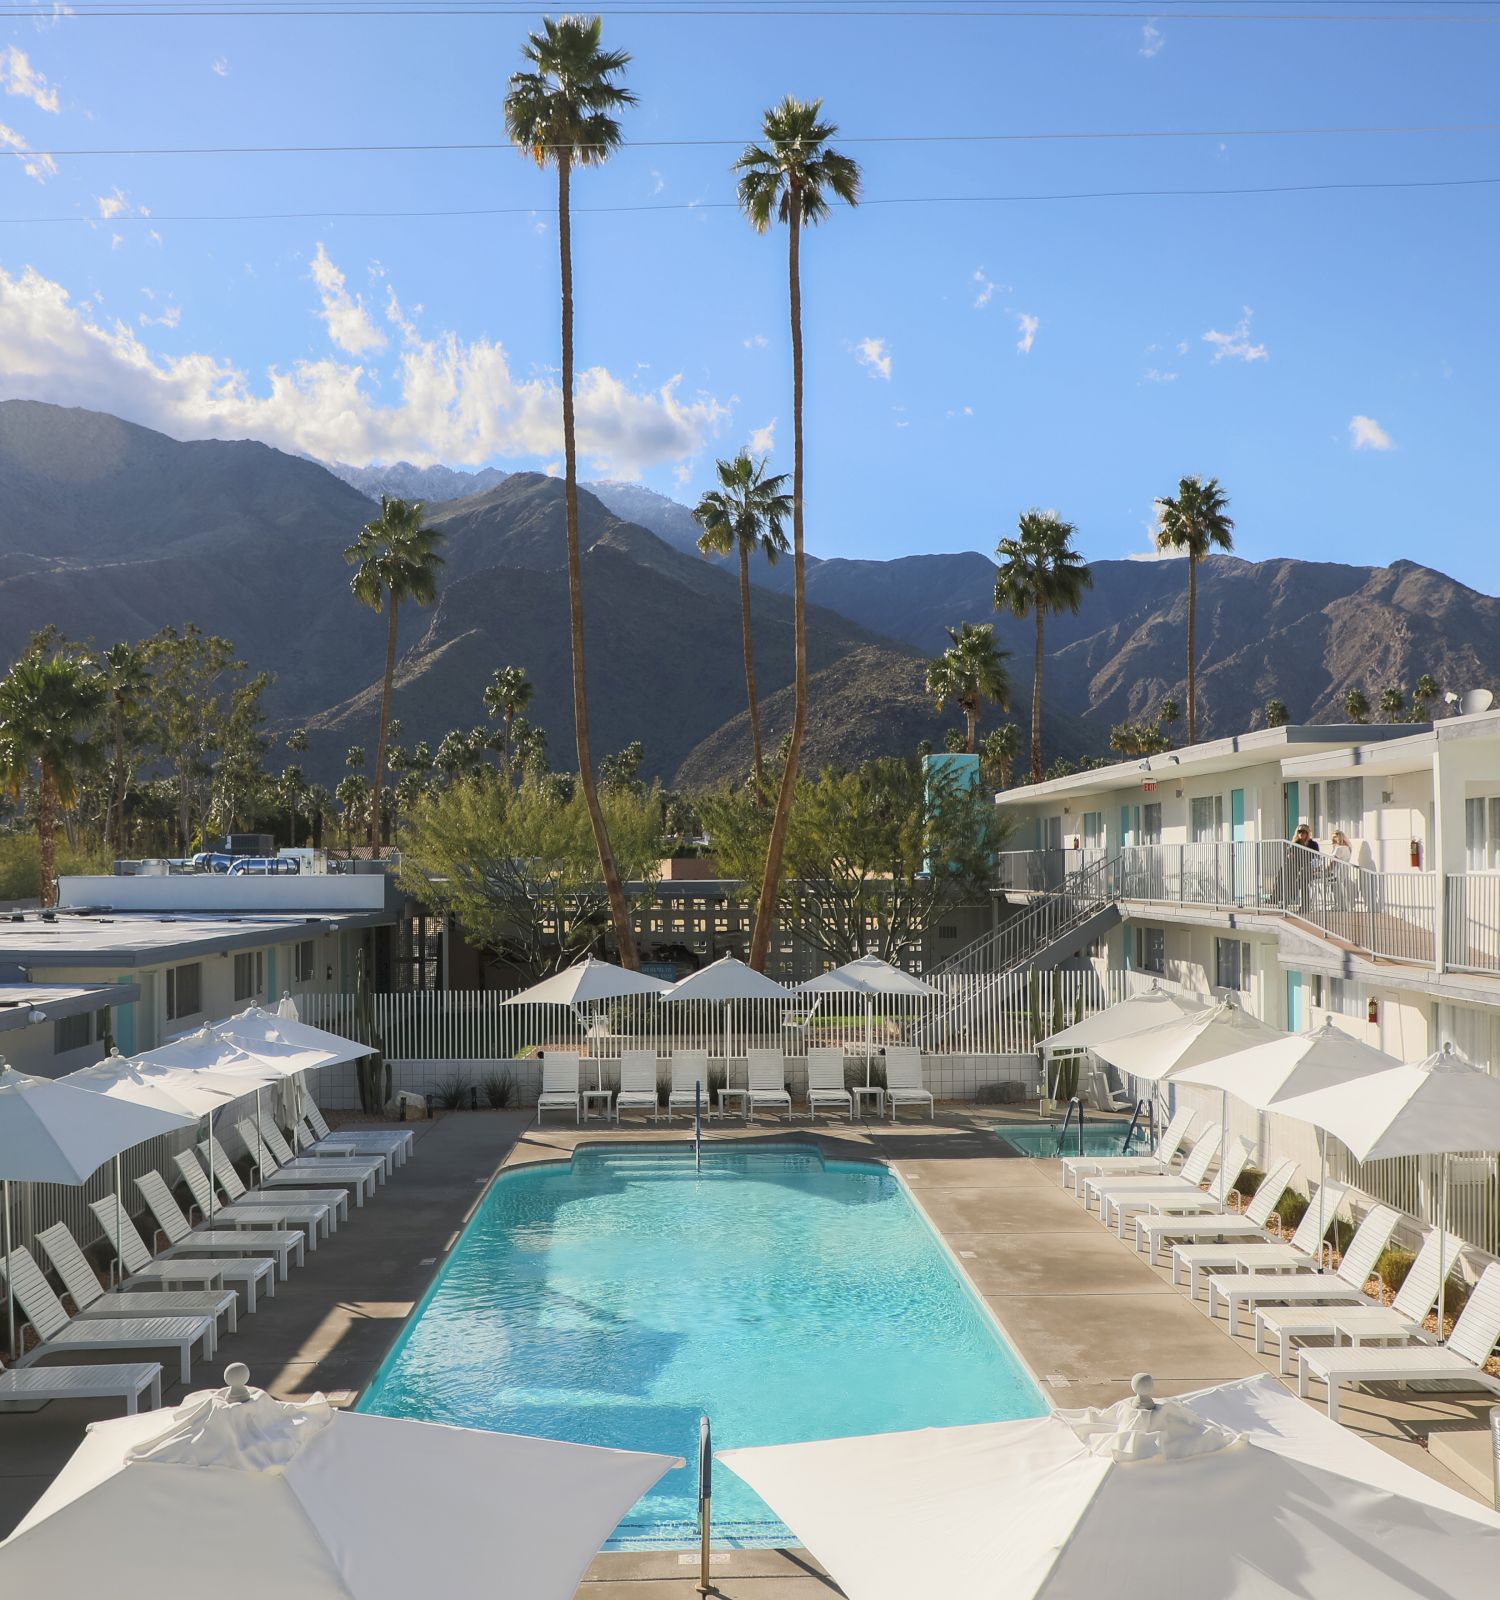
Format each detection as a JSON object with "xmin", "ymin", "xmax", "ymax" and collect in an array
[{"xmin": 1446, "ymin": 873, "xmax": 1500, "ymax": 975}]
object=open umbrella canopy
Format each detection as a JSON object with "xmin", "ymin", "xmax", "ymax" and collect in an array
[
  {"xmin": 1172, "ymin": 1018, "xmax": 1400, "ymax": 1110},
  {"xmin": 139, "ymin": 1026, "xmax": 285, "ymax": 1082},
  {"xmin": 1039, "ymin": 982, "xmax": 1209, "ymax": 1057},
  {"xmin": 500, "ymin": 957, "xmax": 671, "ymax": 1008},
  {"xmin": 216, "ymin": 1005, "xmax": 365, "ymax": 1072},
  {"xmin": 1274, "ymin": 1041, "xmax": 1500, "ymax": 1162},
  {"xmin": 1090, "ymin": 998, "xmax": 1285, "ymax": 1084},
  {"xmin": 800, "ymin": 956, "xmax": 936, "ymax": 998},
  {"xmin": 0, "ymin": 1364, "xmax": 681, "ymax": 1600},
  {"xmin": 61, "ymin": 1049, "xmax": 258, "ymax": 1119},
  {"xmin": 719, "ymin": 1373, "xmax": 1500, "ymax": 1600},
  {"xmin": 0, "ymin": 1064, "xmax": 196, "ymax": 1184},
  {"xmin": 660, "ymin": 956, "xmax": 794, "ymax": 1003}
]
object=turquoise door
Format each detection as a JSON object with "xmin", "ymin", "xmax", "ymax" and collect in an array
[
  {"xmin": 1286, "ymin": 971, "xmax": 1305, "ymax": 1033},
  {"xmin": 1120, "ymin": 805, "xmax": 1131, "ymax": 847},
  {"xmin": 114, "ymin": 973, "xmax": 134, "ymax": 1054},
  {"xmin": 1283, "ymin": 782, "xmax": 1300, "ymax": 841}
]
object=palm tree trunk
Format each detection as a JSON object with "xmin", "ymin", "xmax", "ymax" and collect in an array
[
  {"xmin": 750, "ymin": 186, "xmax": 806, "ymax": 972},
  {"xmin": 966, "ymin": 706, "xmax": 978, "ymax": 754},
  {"xmin": 1186, "ymin": 558, "xmax": 1198, "ymax": 745},
  {"xmin": 370, "ymin": 597, "xmax": 398, "ymax": 853},
  {"xmin": 37, "ymin": 763, "xmax": 57, "ymax": 909},
  {"xmin": 558, "ymin": 157, "xmax": 639, "ymax": 968},
  {"xmin": 739, "ymin": 541, "xmax": 765, "ymax": 800},
  {"xmin": 1030, "ymin": 607, "xmax": 1045, "ymax": 783}
]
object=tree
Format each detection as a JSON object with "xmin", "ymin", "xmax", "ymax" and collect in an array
[
  {"xmin": 1158, "ymin": 696, "xmax": 1181, "ymax": 730},
  {"xmin": 994, "ymin": 509, "xmax": 1092, "ymax": 782},
  {"xmin": 207, "ymin": 670, "xmax": 272, "ymax": 836},
  {"xmin": 510, "ymin": 717, "xmax": 549, "ymax": 784},
  {"xmin": 286, "ymin": 728, "xmax": 309, "ymax": 757},
  {"xmin": 0, "ymin": 651, "xmax": 106, "ymax": 905},
  {"xmin": 1378, "ymin": 685, "xmax": 1406, "ymax": 721},
  {"xmin": 1109, "ymin": 720, "xmax": 1170, "ymax": 757},
  {"xmin": 397, "ymin": 773, "xmax": 664, "ymax": 982},
  {"xmin": 435, "ymin": 727, "xmax": 489, "ymax": 784},
  {"xmin": 924, "ymin": 622, "xmax": 1010, "ymax": 754},
  {"xmin": 98, "ymin": 641, "xmax": 150, "ymax": 852},
  {"xmin": 692, "ymin": 451, "xmax": 792, "ymax": 800},
  {"xmin": 346, "ymin": 745, "xmax": 366, "ymax": 772},
  {"xmin": 1345, "ymin": 687, "xmax": 1370, "ymax": 724},
  {"xmin": 1264, "ymin": 698, "xmax": 1290, "ymax": 728},
  {"xmin": 483, "ymin": 665, "xmax": 535, "ymax": 775},
  {"xmin": 1154, "ymin": 476, "xmax": 1234, "ymax": 744},
  {"xmin": 735, "ymin": 96, "xmax": 861, "ymax": 969},
  {"xmin": 334, "ymin": 773, "xmax": 370, "ymax": 854},
  {"xmin": 943, "ymin": 727, "xmax": 966, "ymax": 753},
  {"xmin": 278, "ymin": 764, "xmax": 306, "ymax": 848},
  {"xmin": 980, "ymin": 722, "xmax": 1022, "ymax": 790},
  {"xmin": 1412, "ymin": 673, "xmax": 1439, "ymax": 721},
  {"xmin": 600, "ymin": 739, "xmax": 646, "ymax": 797},
  {"xmin": 506, "ymin": 16, "xmax": 640, "ymax": 968},
  {"xmin": 345, "ymin": 495, "xmax": 444, "ymax": 853}
]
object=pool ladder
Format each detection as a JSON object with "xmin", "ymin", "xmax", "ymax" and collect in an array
[
  {"xmin": 696, "ymin": 1412, "xmax": 715, "ymax": 1595},
  {"xmin": 1055, "ymin": 1097, "xmax": 1086, "ymax": 1158}
]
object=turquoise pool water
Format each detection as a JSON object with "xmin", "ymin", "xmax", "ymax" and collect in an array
[
  {"xmin": 358, "ymin": 1143, "xmax": 1045, "ymax": 1547},
  {"xmin": 996, "ymin": 1121, "xmax": 1139, "ymax": 1158}
]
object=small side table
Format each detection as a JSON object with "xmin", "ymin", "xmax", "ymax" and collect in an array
[
  {"xmin": 852, "ymin": 1085, "xmax": 885, "ymax": 1120},
  {"xmin": 581, "ymin": 1089, "xmax": 613, "ymax": 1123},
  {"xmin": 716, "ymin": 1088, "xmax": 751, "ymax": 1122}
]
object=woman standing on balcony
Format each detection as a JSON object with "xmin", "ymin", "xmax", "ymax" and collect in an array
[{"xmin": 1328, "ymin": 829, "xmax": 1354, "ymax": 910}]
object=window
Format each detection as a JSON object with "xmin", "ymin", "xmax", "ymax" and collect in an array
[
  {"xmin": 1326, "ymin": 976, "xmax": 1361, "ymax": 1017},
  {"xmin": 1215, "ymin": 938, "xmax": 1252, "ymax": 992},
  {"xmin": 233, "ymin": 951, "xmax": 264, "ymax": 1003},
  {"xmin": 294, "ymin": 939, "xmax": 316, "ymax": 984},
  {"xmin": 54, "ymin": 1012, "xmax": 91, "ymax": 1053},
  {"xmin": 1134, "ymin": 926, "xmax": 1165, "ymax": 974},
  {"xmin": 1465, "ymin": 797, "xmax": 1500, "ymax": 871},
  {"xmin": 1190, "ymin": 795, "xmax": 1225, "ymax": 843},
  {"xmin": 1307, "ymin": 777, "xmax": 1364, "ymax": 839},
  {"xmin": 1081, "ymin": 812, "xmax": 1104, "ymax": 849},
  {"xmin": 1141, "ymin": 803, "xmax": 1163, "ymax": 845},
  {"xmin": 166, "ymin": 962, "xmax": 202, "ymax": 1021}
]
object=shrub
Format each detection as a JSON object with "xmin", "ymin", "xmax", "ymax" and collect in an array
[
  {"xmin": 1271, "ymin": 1190, "xmax": 1308, "ymax": 1234},
  {"xmin": 481, "ymin": 1069, "xmax": 517, "ymax": 1110},
  {"xmin": 432, "ymin": 1073, "xmax": 469, "ymax": 1111},
  {"xmin": 1374, "ymin": 1246, "xmax": 1416, "ymax": 1296},
  {"xmin": 976, "ymin": 1080, "xmax": 1028, "ymax": 1105},
  {"xmin": 1232, "ymin": 1166, "xmax": 1266, "ymax": 1206}
]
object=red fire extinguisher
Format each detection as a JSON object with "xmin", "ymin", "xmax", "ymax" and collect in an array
[{"xmin": 1410, "ymin": 838, "xmax": 1422, "ymax": 869}]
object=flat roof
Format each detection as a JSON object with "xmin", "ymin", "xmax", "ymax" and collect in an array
[
  {"xmin": 0, "ymin": 980, "xmax": 141, "ymax": 1032},
  {"xmin": 0, "ymin": 910, "xmax": 389, "ymax": 969}
]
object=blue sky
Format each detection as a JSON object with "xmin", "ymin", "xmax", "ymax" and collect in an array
[{"xmin": 0, "ymin": 2, "xmax": 1496, "ymax": 587}]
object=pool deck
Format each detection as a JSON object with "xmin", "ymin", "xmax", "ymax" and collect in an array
[{"xmin": 1, "ymin": 1108, "xmax": 1493, "ymax": 1597}]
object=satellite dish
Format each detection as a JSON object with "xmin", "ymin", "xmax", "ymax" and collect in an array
[{"xmin": 1459, "ymin": 689, "xmax": 1495, "ymax": 716}]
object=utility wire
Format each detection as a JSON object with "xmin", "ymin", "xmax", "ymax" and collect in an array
[{"xmin": 14, "ymin": 5, "xmax": 1500, "ymax": 20}]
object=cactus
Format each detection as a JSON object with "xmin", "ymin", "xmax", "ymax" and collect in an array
[{"xmin": 352, "ymin": 948, "xmax": 390, "ymax": 1114}]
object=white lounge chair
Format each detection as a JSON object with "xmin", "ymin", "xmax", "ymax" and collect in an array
[
  {"xmin": 746, "ymin": 1050, "xmax": 792, "ymax": 1122},
  {"xmin": 1170, "ymin": 1181, "xmax": 1350, "ymax": 1298},
  {"xmin": 301, "ymin": 1101, "xmax": 413, "ymax": 1165},
  {"xmin": 666, "ymin": 1052, "xmax": 709, "ymax": 1121},
  {"xmin": 1133, "ymin": 1158, "xmax": 1298, "ymax": 1262},
  {"xmin": 1299, "ymin": 1262, "xmax": 1500, "ymax": 1421},
  {"xmin": 537, "ymin": 1051, "xmax": 582, "ymax": 1125},
  {"xmin": 806, "ymin": 1048, "xmax": 853, "ymax": 1122},
  {"xmin": 0, "ymin": 1352, "xmax": 160, "ymax": 1414},
  {"xmin": 883, "ymin": 1048, "xmax": 934, "ymax": 1121},
  {"xmin": 258, "ymin": 1112, "xmax": 388, "ymax": 1185},
  {"xmin": 1257, "ymin": 1229, "xmax": 1463, "ymax": 1375},
  {"xmin": 175, "ymin": 1150, "xmax": 334, "ymax": 1240},
  {"xmin": 614, "ymin": 1050, "xmax": 660, "ymax": 1123},
  {"xmin": 37, "ymin": 1222, "xmax": 240, "ymax": 1343},
  {"xmin": 0, "ymin": 1246, "xmax": 213, "ymax": 1385},
  {"xmin": 135, "ymin": 1171, "xmax": 305, "ymax": 1280},
  {"xmin": 234, "ymin": 1120, "xmax": 378, "ymax": 1205},
  {"xmin": 1081, "ymin": 1124, "xmax": 1222, "ymax": 1215},
  {"xmin": 1205, "ymin": 1204, "xmax": 1401, "ymax": 1335},
  {"xmin": 89, "ymin": 1197, "xmax": 276, "ymax": 1313},
  {"xmin": 1061, "ymin": 1107, "xmax": 1196, "ymax": 1192},
  {"xmin": 201, "ymin": 1134, "xmax": 350, "ymax": 1222},
  {"xmin": 1104, "ymin": 1138, "xmax": 1252, "ymax": 1239}
]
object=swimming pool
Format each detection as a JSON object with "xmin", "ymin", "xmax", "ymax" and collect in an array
[
  {"xmin": 996, "ymin": 1121, "xmax": 1141, "ymax": 1158},
  {"xmin": 358, "ymin": 1143, "xmax": 1045, "ymax": 1547}
]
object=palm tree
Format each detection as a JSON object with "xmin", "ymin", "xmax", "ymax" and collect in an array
[
  {"xmin": 344, "ymin": 496, "xmax": 444, "ymax": 854},
  {"xmin": 925, "ymin": 623, "xmax": 1010, "ymax": 753},
  {"xmin": 98, "ymin": 641, "xmax": 149, "ymax": 852},
  {"xmin": 1412, "ymin": 672, "xmax": 1439, "ymax": 720},
  {"xmin": 334, "ymin": 773, "xmax": 369, "ymax": 856},
  {"xmin": 1154, "ymin": 476, "xmax": 1234, "ymax": 744},
  {"xmin": 693, "ymin": 451, "xmax": 792, "ymax": 800},
  {"xmin": 1264, "ymin": 698, "xmax": 1290, "ymax": 728},
  {"xmin": 483, "ymin": 665, "xmax": 535, "ymax": 773},
  {"xmin": 980, "ymin": 722, "xmax": 1022, "ymax": 790},
  {"xmin": 506, "ymin": 14, "xmax": 640, "ymax": 967},
  {"xmin": 1345, "ymin": 687, "xmax": 1370, "ymax": 724},
  {"xmin": 994, "ymin": 509, "xmax": 1092, "ymax": 783},
  {"xmin": 1378, "ymin": 685, "xmax": 1406, "ymax": 721},
  {"xmin": 0, "ymin": 653, "xmax": 107, "ymax": 905},
  {"xmin": 278, "ymin": 763, "xmax": 305, "ymax": 848},
  {"xmin": 735, "ymin": 96, "xmax": 860, "ymax": 970}
]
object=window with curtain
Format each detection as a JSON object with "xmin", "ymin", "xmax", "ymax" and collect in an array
[
  {"xmin": 1190, "ymin": 795, "xmax": 1224, "ymax": 843},
  {"xmin": 1464, "ymin": 797, "xmax": 1500, "ymax": 870},
  {"xmin": 1215, "ymin": 938, "xmax": 1252, "ymax": 992}
]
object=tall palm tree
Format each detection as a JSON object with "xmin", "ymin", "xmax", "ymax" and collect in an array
[
  {"xmin": 692, "ymin": 451, "xmax": 791, "ymax": 800},
  {"xmin": 925, "ymin": 623, "xmax": 1010, "ymax": 753},
  {"xmin": 98, "ymin": 640, "xmax": 149, "ymax": 852},
  {"xmin": 344, "ymin": 495, "xmax": 444, "ymax": 854},
  {"xmin": 735, "ymin": 96, "xmax": 860, "ymax": 970},
  {"xmin": 994, "ymin": 509, "xmax": 1092, "ymax": 783},
  {"xmin": 0, "ymin": 652, "xmax": 107, "ymax": 905},
  {"xmin": 506, "ymin": 14, "xmax": 640, "ymax": 967},
  {"xmin": 483, "ymin": 665, "xmax": 535, "ymax": 773},
  {"xmin": 980, "ymin": 722, "xmax": 1022, "ymax": 790},
  {"xmin": 1154, "ymin": 475, "xmax": 1234, "ymax": 744}
]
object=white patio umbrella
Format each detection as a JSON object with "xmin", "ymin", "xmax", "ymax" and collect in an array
[
  {"xmin": 799, "ymin": 957, "xmax": 936, "ymax": 1087},
  {"xmin": 0, "ymin": 1363, "xmax": 681, "ymax": 1599},
  {"xmin": 661, "ymin": 957, "xmax": 794, "ymax": 1094},
  {"xmin": 1275, "ymin": 1042, "xmax": 1500, "ymax": 1333},
  {"xmin": 0, "ymin": 1063, "xmax": 196, "ymax": 1357},
  {"xmin": 718, "ymin": 1372, "xmax": 1500, "ymax": 1600},
  {"xmin": 501, "ymin": 959, "xmax": 672, "ymax": 1090},
  {"xmin": 1173, "ymin": 1019, "xmax": 1402, "ymax": 1255},
  {"xmin": 220, "ymin": 1002, "xmax": 372, "ymax": 1130}
]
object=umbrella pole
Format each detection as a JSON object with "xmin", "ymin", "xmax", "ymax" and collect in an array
[
  {"xmin": 1220, "ymin": 1088, "xmax": 1230, "ymax": 1213},
  {"xmin": 115, "ymin": 1154, "xmax": 123, "ymax": 1289},
  {"xmin": 865, "ymin": 995, "xmax": 873, "ymax": 1090},
  {"xmin": 1439, "ymin": 1153, "xmax": 1449, "ymax": 1341},
  {"xmin": 1316, "ymin": 1129, "xmax": 1328, "ymax": 1271},
  {"xmin": 4, "ymin": 1178, "xmax": 13, "ymax": 1359}
]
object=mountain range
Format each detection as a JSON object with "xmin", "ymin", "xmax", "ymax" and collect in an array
[{"xmin": 1, "ymin": 401, "xmax": 1496, "ymax": 792}]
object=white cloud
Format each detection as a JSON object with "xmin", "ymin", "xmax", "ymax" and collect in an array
[
  {"xmin": 0, "ymin": 45, "xmax": 59, "ymax": 113},
  {"xmin": 1015, "ymin": 312, "xmax": 1039, "ymax": 355},
  {"xmin": 1175, "ymin": 339, "xmax": 1190, "ymax": 355},
  {"xmin": 673, "ymin": 462, "xmax": 691, "ymax": 485},
  {"xmin": 1348, "ymin": 413, "xmax": 1394, "ymax": 452},
  {"xmin": 0, "ymin": 259, "xmax": 728, "ymax": 478},
  {"xmin": 854, "ymin": 336, "xmax": 891, "ymax": 380},
  {"xmin": 109, "ymin": 232, "xmax": 123, "ymax": 250},
  {"xmin": 972, "ymin": 269, "xmax": 995, "ymax": 309},
  {"xmin": 211, "ymin": 56, "xmax": 229, "ymax": 77},
  {"xmin": 309, "ymin": 241, "xmax": 386, "ymax": 356},
  {"xmin": 748, "ymin": 418, "xmax": 776, "ymax": 455},
  {"xmin": 742, "ymin": 333, "xmax": 768, "ymax": 349},
  {"xmin": 1139, "ymin": 19, "xmax": 1164, "ymax": 57},
  {"xmin": 0, "ymin": 122, "xmax": 55, "ymax": 184},
  {"xmin": 1142, "ymin": 368, "xmax": 1177, "ymax": 384},
  {"xmin": 650, "ymin": 169, "xmax": 664, "ymax": 196},
  {"xmin": 1129, "ymin": 505, "xmax": 1188, "ymax": 561},
  {"xmin": 1202, "ymin": 306, "xmax": 1268, "ymax": 364},
  {"xmin": 97, "ymin": 188, "xmax": 130, "ymax": 220},
  {"xmin": 138, "ymin": 304, "xmax": 181, "ymax": 330}
]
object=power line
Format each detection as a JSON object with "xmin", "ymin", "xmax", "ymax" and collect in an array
[
  {"xmin": 14, "ymin": 5, "xmax": 1500, "ymax": 19},
  {"xmin": 6, "ymin": 122, "xmax": 1499, "ymax": 159},
  {"xmin": 17, "ymin": 171, "xmax": 1499, "ymax": 224}
]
